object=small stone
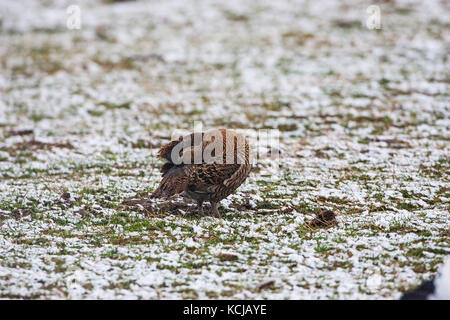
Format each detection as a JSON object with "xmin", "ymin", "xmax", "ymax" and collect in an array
[{"xmin": 61, "ymin": 192, "xmax": 71, "ymax": 201}]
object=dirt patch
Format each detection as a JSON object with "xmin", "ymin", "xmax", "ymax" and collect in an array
[
  {"xmin": 257, "ymin": 280, "xmax": 275, "ymax": 292},
  {"xmin": 0, "ymin": 209, "xmax": 33, "ymax": 222},
  {"xmin": 6, "ymin": 129, "xmax": 34, "ymax": 137},
  {"xmin": 218, "ymin": 252, "xmax": 238, "ymax": 261},
  {"xmin": 1, "ymin": 139, "xmax": 74, "ymax": 156},
  {"xmin": 131, "ymin": 139, "xmax": 162, "ymax": 149},
  {"xmin": 370, "ymin": 138, "xmax": 411, "ymax": 149},
  {"xmin": 308, "ymin": 210, "xmax": 337, "ymax": 228},
  {"xmin": 20, "ymin": 140, "xmax": 74, "ymax": 150}
]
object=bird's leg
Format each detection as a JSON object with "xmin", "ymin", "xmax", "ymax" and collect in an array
[
  {"xmin": 197, "ymin": 200, "xmax": 204, "ymax": 215},
  {"xmin": 210, "ymin": 202, "xmax": 220, "ymax": 217}
]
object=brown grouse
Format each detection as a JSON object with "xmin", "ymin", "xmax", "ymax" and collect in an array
[{"xmin": 152, "ymin": 128, "xmax": 251, "ymax": 216}]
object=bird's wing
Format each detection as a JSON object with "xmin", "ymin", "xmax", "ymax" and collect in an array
[
  {"xmin": 189, "ymin": 163, "xmax": 241, "ymax": 193},
  {"xmin": 152, "ymin": 165, "xmax": 193, "ymax": 198}
]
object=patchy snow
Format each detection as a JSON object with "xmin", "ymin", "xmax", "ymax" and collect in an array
[{"xmin": 0, "ymin": 0, "xmax": 449, "ymax": 299}]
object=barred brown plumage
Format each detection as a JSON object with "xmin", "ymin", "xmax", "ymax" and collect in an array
[{"xmin": 151, "ymin": 128, "xmax": 251, "ymax": 217}]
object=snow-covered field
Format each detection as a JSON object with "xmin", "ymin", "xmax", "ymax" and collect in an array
[{"xmin": 0, "ymin": 0, "xmax": 449, "ymax": 299}]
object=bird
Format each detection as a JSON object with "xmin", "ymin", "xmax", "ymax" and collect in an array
[{"xmin": 151, "ymin": 128, "xmax": 251, "ymax": 217}]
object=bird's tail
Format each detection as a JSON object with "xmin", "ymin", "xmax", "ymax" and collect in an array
[{"xmin": 151, "ymin": 165, "xmax": 189, "ymax": 198}]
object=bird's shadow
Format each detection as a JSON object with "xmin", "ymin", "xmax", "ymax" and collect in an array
[
  {"xmin": 120, "ymin": 197, "xmax": 207, "ymax": 217},
  {"xmin": 120, "ymin": 193, "xmax": 260, "ymax": 218}
]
